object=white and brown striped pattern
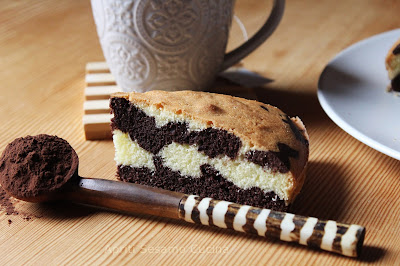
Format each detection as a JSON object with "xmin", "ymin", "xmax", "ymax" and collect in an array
[{"xmin": 178, "ymin": 195, "xmax": 365, "ymax": 257}]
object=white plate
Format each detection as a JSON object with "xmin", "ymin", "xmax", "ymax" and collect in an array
[{"xmin": 318, "ymin": 29, "xmax": 400, "ymax": 160}]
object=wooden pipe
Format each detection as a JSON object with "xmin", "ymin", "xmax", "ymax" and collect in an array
[{"xmin": 64, "ymin": 177, "xmax": 365, "ymax": 258}]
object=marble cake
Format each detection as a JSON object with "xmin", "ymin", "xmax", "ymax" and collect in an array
[
  {"xmin": 110, "ymin": 91, "xmax": 309, "ymax": 211},
  {"xmin": 385, "ymin": 38, "xmax": 400, "ymax": 92}
]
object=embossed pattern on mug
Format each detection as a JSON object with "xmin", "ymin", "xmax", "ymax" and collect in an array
[
  {"xmin": 93, "ymin": 0, "xmax": 236, "ymax": 92},
  {"xmin": 135, "ymin": 0, "xmax": 209, "ymax": 52},
  {"xmin": 105, "ymin": 1, "xmax": 136, "ymax": 36},
  {"xmin": 102, "ymin": 34, "xmax": 157, "ymax": 89}
]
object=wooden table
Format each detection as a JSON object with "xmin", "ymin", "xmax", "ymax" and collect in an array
[{"xmin": 1, "ymin": 0, "xmax": 399, "ymax": 264}]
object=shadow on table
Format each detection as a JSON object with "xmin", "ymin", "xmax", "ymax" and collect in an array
[
  {"xmin": 291, "ymin": 160, "xmax": 347, "ymax": 220},
  {"xmin": 253, "ymin": 86, "xmax": 329, "ymax": 129},
  {"xmin": 33, "ymin": 199, "xmax": 385, "ymax": 262},
  {"xmin": 358, "ymin": 246, "xmax": 387, "ymax": 263},
  {"xmin": 38, "ymin": 201, "xmax": 98, "ymax": 219},
  {"xmin": 161, "ymin": 217, "xmax": 385, "ymax": 263}
]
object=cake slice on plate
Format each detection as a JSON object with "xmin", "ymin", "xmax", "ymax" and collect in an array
[
  {"xmin": 385, "ymin": 38, "xmax": 400, "ymax": 92},
  {"xmin": 110, "ymin": 90, "xmax": 309, "ymax": 211}
]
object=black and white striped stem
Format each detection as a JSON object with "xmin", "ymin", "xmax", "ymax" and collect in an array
[{"xmin": 178, "ymin": 195, "xmax": 365, "ymax": 257}]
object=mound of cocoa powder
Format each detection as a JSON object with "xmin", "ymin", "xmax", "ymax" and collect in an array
[{"xmin": 0, "ymin": 134, "xmax": 78, "ymax": 199}]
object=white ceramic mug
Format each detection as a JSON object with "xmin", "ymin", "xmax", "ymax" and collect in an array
[{"xmin": 91, "ymin": 0, "xmax": 285, "ymax": 92}]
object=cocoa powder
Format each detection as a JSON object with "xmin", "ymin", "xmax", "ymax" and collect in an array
[
  {"xmin": 0, "ymin": 186, "xmax": 17, "ymax": 215},
  {"xmin": 0, "ymin": 134, "xmax": 78, "ymax": 199}
]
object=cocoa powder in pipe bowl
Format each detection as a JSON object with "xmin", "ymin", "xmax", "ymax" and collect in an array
[{"xmin": 0, "ymin": 134, "xmax": 79, "ymax": 201}]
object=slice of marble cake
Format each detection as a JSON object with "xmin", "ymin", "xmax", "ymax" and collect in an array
[
  {"xmin": 385, "ymin": 38, "xmax": 400, "ymax": 92},
  {"xmin": 110, "ymin": 90, "xmax": 309, "ymax": 211}
]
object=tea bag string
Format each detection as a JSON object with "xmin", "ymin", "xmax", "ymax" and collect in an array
[{"xmin": 234, "ymin": 15, "xmax": 248, "ymax": 41}]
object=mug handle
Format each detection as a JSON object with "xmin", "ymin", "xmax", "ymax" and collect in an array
[{"xmin": 221, "ymin": 0, "xmax": 285, "ymax": 71}]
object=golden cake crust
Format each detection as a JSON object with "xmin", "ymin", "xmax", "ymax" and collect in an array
[
  {"xmin": 385, "ymin": 38, "xmax": 400, "ymax": 80},
  {"xmin": 112, "ymin": 90, "xmax": 309, "ymax": 192}
]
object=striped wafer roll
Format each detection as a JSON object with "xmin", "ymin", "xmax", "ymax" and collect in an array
[{"xmin": 178, "ymin": 195, "xmax": 365, "ymax": 257}]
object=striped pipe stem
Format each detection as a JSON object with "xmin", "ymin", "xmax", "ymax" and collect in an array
[{"xmin": 178, "ymin": 195, "xmax": 365, "ymax": 257}]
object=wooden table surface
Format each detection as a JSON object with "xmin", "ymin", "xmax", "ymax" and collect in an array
[{"xmin": 1, "ymin": 0, "xmax": 400, "ymax": 265}]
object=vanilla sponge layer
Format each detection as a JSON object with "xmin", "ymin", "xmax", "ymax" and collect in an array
[
  {"xmin": 113, "ymin": 130, "xmax": 294, "ymax": 203},
  {"xmin": 135, "ymin": 101, "xmax": 207, "ymax": 130}
]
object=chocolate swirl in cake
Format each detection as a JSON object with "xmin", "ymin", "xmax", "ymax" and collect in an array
[
  {"xmin": 111, "ymin": 97, "xmax": 301, "ymax": 173},
  {"xmin": 117, "ymin": 159, "xmax": 287, "ymax": 211},
  {"xmin": 392, "ymin": 74, "xmax": 400, "ymax": 91},
  {"xmin": 393, "ymin": 43, "xmax": 400, "ymax": 55}
]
